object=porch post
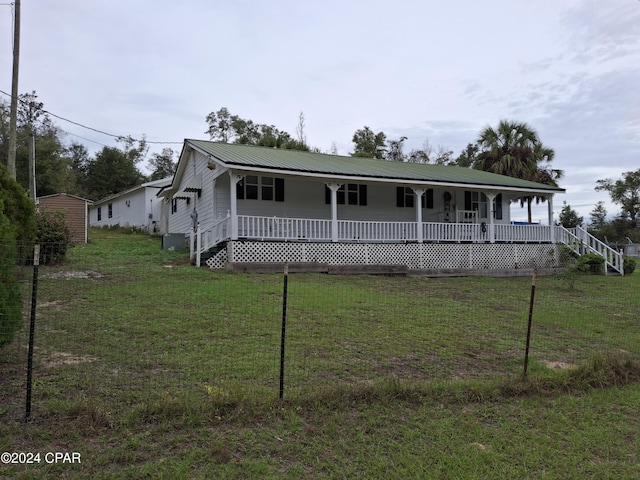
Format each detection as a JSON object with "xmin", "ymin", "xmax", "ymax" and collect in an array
[
  {"xmin": 229, "ymin": 172, "xmax": 242, "ymax": 240},
  {"xmin": 547, "ymin": 194, "xmax": 555, "ymax": 243},
  {"xmin": 326, "ymin": 183, "xmax": 342, "ymax": 242},
  {"xmin": 412, "ymin": 188, "xmax": 425, "ymax": 243},
  {"xmin": 486, "ymin": 192, "xmax": 496, "ymax": 244}
]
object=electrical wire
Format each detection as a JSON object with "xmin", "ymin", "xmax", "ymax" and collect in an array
[{"xmin": 0, "ymin": 88, "xmax": 183, "ymax": 145}]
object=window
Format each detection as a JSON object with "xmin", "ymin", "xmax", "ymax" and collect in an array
[
  {"xmin": 464, "ymin": 192, "xmax": 502, "ymax": 219},
  {"xmin": 97, "ymin": 207, "xmax": 102, "ymax": 221},
  {"xmin": 171, "ymin": 198, "xmax": 178, "ymax": 214},
  {"xmin": 108, "ymin": 203, "xmax": 113, "ymax": 219},
  {"xmin": 325, "ymin": 184, "xmax": 368, "ymax": 206},
  {"xmin": 237, "ymin": 176, "xmax": 284, "ymax": 201},
  {"xmin": 396, "ymin": 187, "xmax": 433, "ymax": 209}
]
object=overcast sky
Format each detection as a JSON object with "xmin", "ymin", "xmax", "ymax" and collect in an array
[{"xmin": 1, "ymin": 0, "xmax": 639, "ymax": 222}]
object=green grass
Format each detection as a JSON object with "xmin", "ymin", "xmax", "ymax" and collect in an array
[{"xmin": 1, "ymin": 228, "xmax": 639, "ymax": 478}]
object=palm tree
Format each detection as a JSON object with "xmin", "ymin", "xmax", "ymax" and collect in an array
[{"xmin": 473, "ymin": 120, "xmax": 563, "ymax": 223}]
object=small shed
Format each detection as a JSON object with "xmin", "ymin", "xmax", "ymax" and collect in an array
[{"xmin": 37, "ymin": 193, "xmax": 92, "ymax": 244}]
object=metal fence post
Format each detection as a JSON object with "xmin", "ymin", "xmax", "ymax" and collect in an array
[
  {"xmin": 25, "ymin": 244, "xmax": 40, "ymax": 422},
  {"xmin": 279, "ymin": 263, "xmax": 289, "ymax": 400}
]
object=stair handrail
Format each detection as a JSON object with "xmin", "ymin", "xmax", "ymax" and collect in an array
[
  {"xmin": 557, "ymin": 226, "xmax": 624, "ymax": 275},
  {"xmin": 195, "ymin": 212, "xmax": 231, "ymax": 267}
]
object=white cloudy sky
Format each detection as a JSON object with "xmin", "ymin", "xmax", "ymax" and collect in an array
[{"xmin": 1, "ymin": 0, "xmax": 639, "ymax": 222}]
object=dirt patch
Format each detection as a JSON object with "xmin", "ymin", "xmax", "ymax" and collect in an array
[
  {"xmin": 42, "ymin": 351, "xmax": 97, "ymax": 368},
  {"xmin": 38, "ymin": 300, "xmax": 66, "ymax": 309},
  {"xmin": 45, "ymin": 270, "xmax": 104, "ymax": 280},
  {"xmin": 543, "ymin": 361, "xmax": 576, "ymax": 370}
]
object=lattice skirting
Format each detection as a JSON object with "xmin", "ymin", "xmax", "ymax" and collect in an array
[{"xmin": 216, "ymin": 241, "xmax": 561, "ymax": 270}]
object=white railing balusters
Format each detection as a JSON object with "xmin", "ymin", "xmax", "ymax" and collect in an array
[{"xmin": 556, "ymin": 225, "xmax": 624, "ymax": 275}]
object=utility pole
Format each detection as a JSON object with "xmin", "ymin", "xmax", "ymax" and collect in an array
[
  {"xmin": 29, "ymin": 131, "xmax": 36, "ymax": 200},
  {"xmin": 7, "ymin": 0, "xmax": 21, "ymax": 179}
]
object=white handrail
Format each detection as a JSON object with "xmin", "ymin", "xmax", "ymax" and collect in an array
[{"xmin": 557, "ymin": 226, "xmax": 624, "ymax": 275}]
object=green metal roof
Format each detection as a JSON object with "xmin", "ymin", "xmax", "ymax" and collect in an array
[{"xmin": 186, "ymin": 139, "xmax": 565, "ymax": 194}]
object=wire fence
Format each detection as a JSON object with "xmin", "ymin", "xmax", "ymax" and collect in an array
[{"xmin": 1, "ymin": 235, "xmax": 638, "ymax": 422}]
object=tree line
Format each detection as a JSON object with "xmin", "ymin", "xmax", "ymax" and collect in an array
[{"xmin": 1, "ymin": 96, "xmax": 637, "ymax": 242}]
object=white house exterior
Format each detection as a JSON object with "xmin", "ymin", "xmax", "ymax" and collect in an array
[
  {"xmin": 89, "ymin": 177, "xmax": 172, "ymax": 233},
  {"xmin": 159, "ymin": 140, "xmax": 623, "ymax": 275}
]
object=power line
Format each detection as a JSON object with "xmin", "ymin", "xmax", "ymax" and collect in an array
[{"xmin": 0, "ymin": 88, "xmax": 183, "ymax": 145}]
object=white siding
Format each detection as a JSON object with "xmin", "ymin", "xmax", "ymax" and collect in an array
[{"xmin": 166, "ymin": 149, "xmax": 517, "ymax": 234}]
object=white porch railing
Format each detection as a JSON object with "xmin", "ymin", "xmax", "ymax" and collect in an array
[
  {"xmin": 238, "ymin": 215, "xmax": 332, "ymax": 241},
  {"xmin": 193, "ymin": 215, "xmax": 625, "ymax": 274},
  {"xmin": 192, "ymin": 213, "xmax": 231, "ymax": 266},
  {"xmin": 556, "ymin": 226, "xmax": 624, "ymax": 275},
  {"xmin": 338, "ymin": 220, "xmax": 416, "ymax": 242},
  {"xmin": 495, "ymin": 224, "xmax": 552, "ymax": 243}
]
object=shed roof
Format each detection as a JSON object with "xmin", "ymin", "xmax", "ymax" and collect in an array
[{"xmin": 185, "ymin": 139, "xmax": 565, "ymax": 194}]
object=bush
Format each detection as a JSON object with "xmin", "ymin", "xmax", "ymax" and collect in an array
[
  {"xmin": 36, "ymin": 210, "xmax": 73, "ymax": 265},
  {"xmin": 0, "ymin": 200, "xmax": 21, "ymax": 347},
  {"xmin": 623, "ymin": 257, "xmax": 636, "ymax": 275},
  {"xmin": 0, "ymin": 163, "xmax": 36, "ymax": 262},
  {"xmin": 577, "ymin": 253, "xmax": 605, "ymax": 274}
]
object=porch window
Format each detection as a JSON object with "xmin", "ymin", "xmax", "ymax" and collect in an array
[
  {"xmin": 325, "ymin": 184, "xmax": 368, "ymax": 206},
  {"xmin": 464, "ymin": 192, "xmax": 502, "ymax": 220},
  {"xmin": 237, "ymin": 176, "xmax": 284, "ymax": 202},
  {"xmin": 108, "ymin": 203, "xmax": 113, "ymax": 219},
  {"xmin": 97, "ymin": 207, "xmax": 102, "ymax": 221},
  {"xmin": 396, "ymin": 187, "xmax": 433, "ymax": 209}
]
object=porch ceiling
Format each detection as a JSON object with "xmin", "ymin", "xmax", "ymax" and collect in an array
[{"xmin": 186, "ymin": 139, "xmax": 565, "ymax": 195}]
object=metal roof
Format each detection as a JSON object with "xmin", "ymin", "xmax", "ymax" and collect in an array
[{"xmin": 185, "ymin": 139, "xmax": 565, "ymax": 194}]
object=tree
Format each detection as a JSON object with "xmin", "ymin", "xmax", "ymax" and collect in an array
[
  {"xmin": 205, "ymin": 107, "xmax": 233, "ymax": 142},
  {"xmin": 558, "ymin": 201, "xmax": 583, "ymax": 228},
  {"xmin": 453, "ymin": 143, "xmax": 479, "ymax": 168},
  {"xmin": 85, "ymin": 146, "xmax": 146, "ymax": 200},
  {"xmin": 0, "ymin": 162, "xmax": 36, "ymax": 347},
  {"xmin": 473, "ymin": 120, "xmax": 563, "ymax": 223},
  {"xmin": 0, "ymin": 162, "xmax": 36, "ymax": 246},
  {"xmin": 295, "ymin": 112, "xmax": 306, "ymax": 145},
  {"xmin": 205, "ymin": 107, "xmax": 310, "ymax": 151},
  {"xmin": 386, "ymin": 136, "xmax": 407, "ymax": 162},
  {"xmin": 1, "ymin": 92, "xmax": 71, "ymax": 197},
  {"xmin": 595, "ymin": 169, "xmax": 640, "ymax": 223},
  {"xmin": 589, "ymin": 201, "xmax": 607, "ymax": 231},
  {"xmin": 351, "ymin": 126, "xmax": 386, "ymax": 159},
  {"xmin": 64, "ymin": 142, "xmax": 91, "ymax": 197},
  {"xmin": 147, "ymin": 148, "xmax": 176, "ymax": 181}
]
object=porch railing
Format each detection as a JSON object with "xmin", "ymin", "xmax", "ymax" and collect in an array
[
  {"xmin": 235, "ymin": 215, "xmax": 559, "ymax": 244},
  {"xmin": 339, "ymin": 220, "xmax": 416, "ymax": 242},
  {"xmin": 198, "ymin": 215, "xmax": 625, "ymax": 273},
  {"xmin": 556, "ymin": 226, "xmax": 624, "ymax": 275},
  {"xmin": 192, "ymin": 213, "xmax": 231, "ymax": 266},
  {"xmin": 238, "ymin": 215, "xmax": 332, "ymax": 241}
]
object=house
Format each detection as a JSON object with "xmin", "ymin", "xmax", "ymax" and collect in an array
[
  {"xmin": 37, "ymin": 193, "xmax": 92, "ymax": 244},
  {"xmin": 89, "ymin": 177, "xmax": 172, "ymax": 233},
  {"xmin": 160, "ymin": 139, "xmax": 624, "ymax": 275}
]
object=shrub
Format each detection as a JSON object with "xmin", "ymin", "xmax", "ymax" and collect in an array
[
  {"xmin": 36, "ymin": 210, "xmax": 73, "ymax": 265},
  {"xmin": 623, "ymin": 257, "xmax": 636, "ymax": 275},
  {"xmin": 577, "ymin": 253, "xmax": 605, "ymax": 274},
  {"xmin": 0, "ymin": 163, "xmax": 36, "ymax": 262},
  {"xmin": 0, "ymin": 200, "xmax": 21, "ymax": 347}
]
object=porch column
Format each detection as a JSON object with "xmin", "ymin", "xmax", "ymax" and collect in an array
[
  {"xmin": 229, "ymin": 172, "xmax": 243, "ymax": 240},
  {"xmin": 547, "ymin": 194, "xmax": 555, "ymax": 243},
  {"xmin": 412, "ymin": 188, "xmax": 425, "ymax": 243},
  {"xmin": 486, "ymin": 192, "xmax": 496, "ymax": 244},
  {"xmin": 326, "ymin": 183, "xmax": 342, "ymax": 242}
]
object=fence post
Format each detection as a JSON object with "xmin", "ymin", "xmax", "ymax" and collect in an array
[
  {"xmin": 25, "ymin": 244, "xmax": 40, "ymax": 422},
  {"xmin": 279, "ymin": 263, "xmax": 289, "ymax": 400},
  {"xmin": 523, "ymin": 269, "xmax": 537, "ymax": 377}
]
